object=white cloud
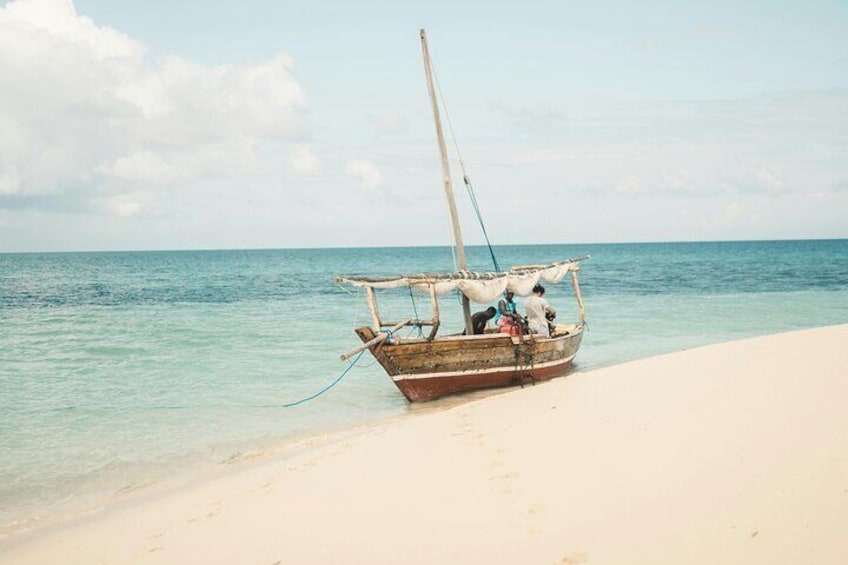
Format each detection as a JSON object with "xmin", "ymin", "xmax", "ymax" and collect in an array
[
  {"xmin": 95, "ymin": 192, "xmax": 151, "ymax": 217},
  {"xmin": 718, "ymin": 167, "xmax": 789, "ymax": 195},
  {"xmin": 495, "ymin": 91, "xmax": 847, "ymax": 202},
  {"xmin": 289, "ymin": 144, "xmax": 321, "ymax": 175},
  {"xmin": 752, "ymin": 169, "xmax": 785, "ymax": 193},
  {"xmin": 1, "ymin": 0, "xmax": 142, "ymax": 60},
  {"xmin": 661, "ymin": 168, "xmax": 693, "ymax": 192},
  {"xmin": 345, "ymin": 160, "xmax": 382, "ymax": 191},
  {"xmin": 0, "ymin": 167, "xmax": 21, "ymax": 195},
  {"xmin": 96, "ymin": 150, "xmax": 175, "ymax": 184},
  {"xmin": 372, "ymin": 113, "xmax": 406, "ymax": 134},
  {"xmin": 0, "ymin": 0, "xmax": 307, "ymax": 215},
  {"xmin": 508, "ymin": 148, "xmax": 598, "ymax": 164},
  {"xmin": 614, "ymin": 174, "xmax": 642, "ymax": 195},
  {"xmin": 724, "ymin": 201, "xmax": 743, "ymax": 222}
]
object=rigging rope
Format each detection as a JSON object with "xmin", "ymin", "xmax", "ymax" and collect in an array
[
  {"xmin": 431, "ymin": 66, "xmax": 501, "ymax": 273},
  {"xmin": 463, "ymin": 174, "xmax": 501, "ymax": 273},
  {"xmin": 512, "ymin": 342, "xmax": 536, "ymax": 387},
  {"xmin": 407, "ymin": 285, "xmax": 425, "ymax": 338}
]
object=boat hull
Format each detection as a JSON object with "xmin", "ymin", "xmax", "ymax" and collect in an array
[{"xmin": 355, "ymin": 327, "xmax": 583, "ymax": 402}]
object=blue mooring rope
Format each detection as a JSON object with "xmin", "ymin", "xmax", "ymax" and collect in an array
[{"xmin": 282, "ymin": 349, "xmax": 366, "ymax": 408}]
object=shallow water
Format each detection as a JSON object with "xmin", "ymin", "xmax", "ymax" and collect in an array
[{"xmin": 1, "ymin": 240, "xmax": 847, "ymax": 531}]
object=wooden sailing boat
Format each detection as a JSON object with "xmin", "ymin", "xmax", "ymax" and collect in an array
[{"xmin": 335, "ymin": 30, "xmax": 587, "ymax": 402}]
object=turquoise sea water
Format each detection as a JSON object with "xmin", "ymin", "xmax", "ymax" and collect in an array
[{"xmin": 1, "ymin": 240, "xmax": 847, "ymax": 532}]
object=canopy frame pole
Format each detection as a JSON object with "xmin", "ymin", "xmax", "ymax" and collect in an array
[
  {"xmin": 428, "ymin": 283, "xmax": 441, "ymax": 340},
  {"xmin": 381, "ymin": 320, "xmax": 436, "ymax": 327},
  {"xmin": 365, "ymin": 287, "xmax": 382, "ymax": 330},
  {"xmin": 570, "ymin": 270, "xmax": 586, "ymax": 327},
  {"xmin": 340, "ymin": 318, "xmax": 413, "ymax": 361}
]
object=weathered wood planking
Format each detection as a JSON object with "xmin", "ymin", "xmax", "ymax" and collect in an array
[{"xmin": 355, "ymin": 326, "xmax": 583, "ymax": 401}]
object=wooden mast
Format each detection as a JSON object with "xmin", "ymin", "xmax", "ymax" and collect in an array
[{"xmin": 420, "ymin": 28, "xmax": 474, "ymax": 335}]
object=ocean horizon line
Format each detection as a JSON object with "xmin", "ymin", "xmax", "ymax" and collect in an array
[{"xmin": 2, "ymin": 236, "xmax": 846, "ymax": 256}]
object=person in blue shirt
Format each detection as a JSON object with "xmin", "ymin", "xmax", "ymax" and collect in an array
[
  {"xmin": 494, "ymin": 291, "xmax": 524, "ymax": 334},
  {"xmin": 494, "ymin": 291, "xmax": 517, "ymax": 323}
]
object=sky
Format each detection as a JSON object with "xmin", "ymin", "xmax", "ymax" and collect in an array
[{"xmin": 0, "ymin": 0, "xmax": 846, "ymax": 252}]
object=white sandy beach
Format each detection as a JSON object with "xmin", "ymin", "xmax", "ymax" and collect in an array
[{"xmin": 2, "ymin": 325, "xmax": 846, "ymax": 564}]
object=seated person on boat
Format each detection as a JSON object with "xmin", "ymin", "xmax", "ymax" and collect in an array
[
  {"xmin": 494, "ymin": 291, "xmax": 524, "ymax": 335},
  {"xmin": 525, "ymin": 284, "xmax": 556, "ymax": 337},
  {"xmin": 469, "ymin": 306, "xmax": 497, "ymax": 335},
  {"xmin": 494, "ymin": 291, "xmax": 517, "ymax": 323}
]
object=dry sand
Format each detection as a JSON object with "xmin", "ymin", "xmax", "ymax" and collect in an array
[{"xmin": 2, "ymin": 325, "xmax": 846, "ymax": 564}]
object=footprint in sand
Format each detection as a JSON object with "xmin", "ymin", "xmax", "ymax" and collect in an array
[
  {"xmin": 250, "ymin": 479, "xmax": 274, "ymax": 496},
  {"xmin": 527, "ymin": 502, "xmax": 544, "ymax": 515}
]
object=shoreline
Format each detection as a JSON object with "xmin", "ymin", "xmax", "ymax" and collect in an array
[
  {"xmin": 0, "ymin": 361, "xmax": 541, "ymax": 541},
  {"xmin": 2, "ymin": 324, "xmax": 847, "ymax": 563},
  {"xmin": 0, "ymin": 406, "xmax": 410, "ymax": 541},
  {"xmin": 0, "ymin": 380, "xmax": 512, "ymax": 541}
]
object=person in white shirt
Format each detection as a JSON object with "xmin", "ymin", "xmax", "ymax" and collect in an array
[{"xmin": 524, "ymin": 284, "xmax": 556, "ymax": 336}]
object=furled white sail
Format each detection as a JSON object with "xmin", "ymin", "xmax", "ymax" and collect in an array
[{"xmin": 336, "ymin": 257, "xmax": 586, "ymax": 303}]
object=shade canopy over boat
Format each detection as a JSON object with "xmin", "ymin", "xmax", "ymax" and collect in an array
[{"xmin": 336, "ymin": 256, "xmax": 588, "ymax": 304}]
